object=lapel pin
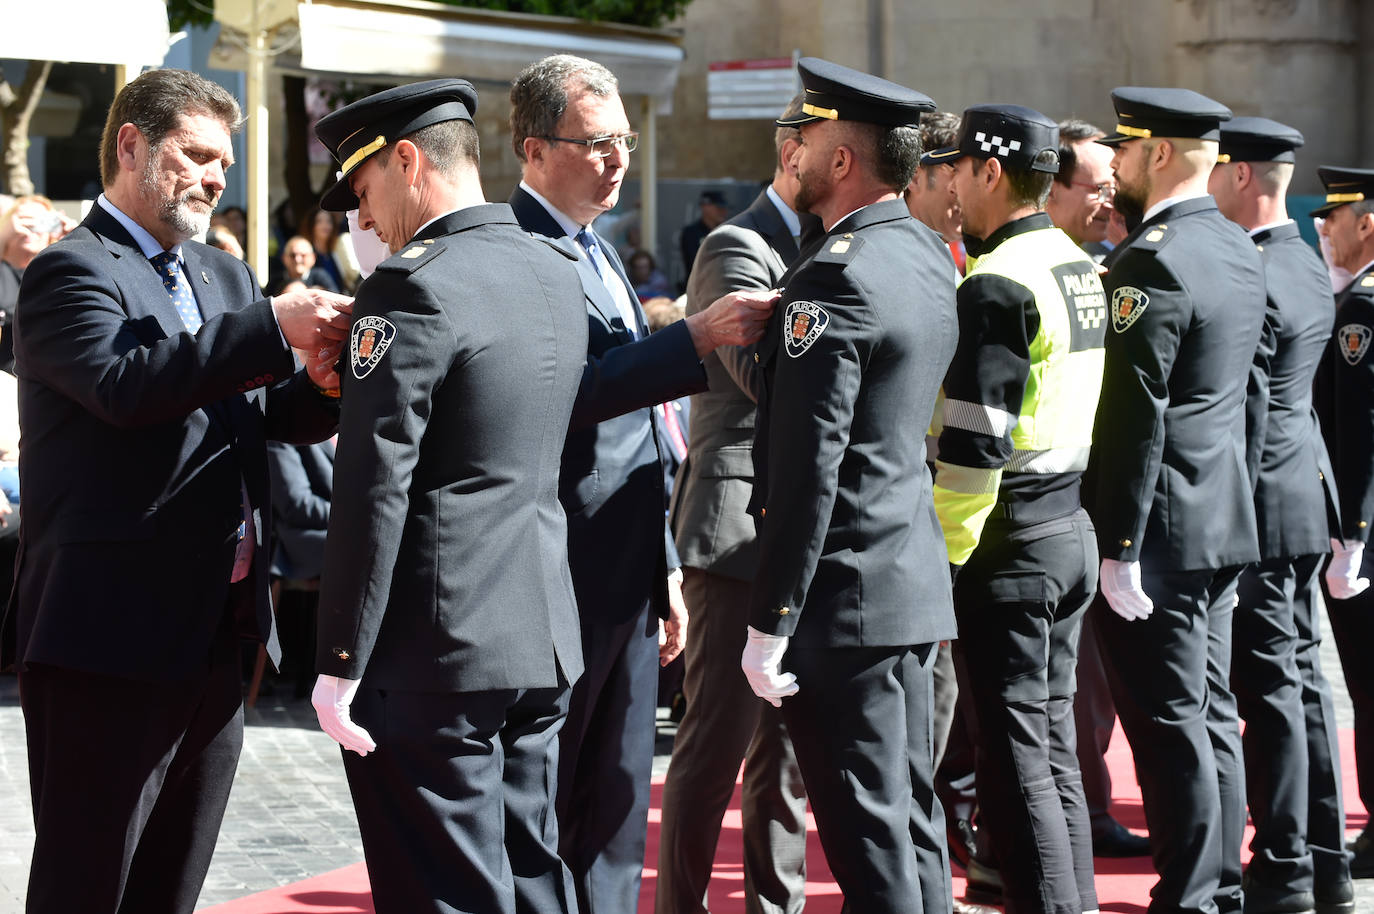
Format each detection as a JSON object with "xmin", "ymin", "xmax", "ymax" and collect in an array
[{"xmin": 201, "ymin": 271, "xmax": 210, "ymax": 284}]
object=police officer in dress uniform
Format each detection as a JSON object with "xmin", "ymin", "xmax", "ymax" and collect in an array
[
  {"xmin": 1090, "ymin": 87, "xmax": 1267, "ymax": 914},
  {"xmin": 924, "ymin": 104, "xmax": 1104, "ymax": 914},
  {"xmin": 1210, "ymin": 119, "xmax": 1356, "ymax": 914},
  {"xmin": 1311, "ymin": 166, "xmax": 1374, "ymax": 884},
  {"xmin": 307, "ymin": 80, "xmax": 590, "ymax": 914},
  {"xmin": 739, "ymin": 57, "xmax": 959, "ymax": 914}
]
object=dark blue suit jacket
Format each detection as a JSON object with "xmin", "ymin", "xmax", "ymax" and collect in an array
[
  {"xmin": 509, "ymin": 186, "xmax": 706, "ymax": 625},
  {"xmin": 2, "ymin": 204, "xmax": 337, "ymax": 682}
]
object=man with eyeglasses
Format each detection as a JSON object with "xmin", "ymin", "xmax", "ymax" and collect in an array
[
  {"xmin": 1046, "ymin": 119, "xmax": 1120, "ymax": 262},
  {"xmin": 508, "ymin": 53, "xmax": 778, "ymax": 914}
]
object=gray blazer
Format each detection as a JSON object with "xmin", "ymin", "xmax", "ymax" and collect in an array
[{"xmin": 671, "ymin": 190, "xmax": 799, "ymax": 581}]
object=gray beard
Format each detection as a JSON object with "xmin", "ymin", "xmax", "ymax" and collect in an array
[{"xmin": 141, "ymin": 152, "xmax": 214, "ymax": 242}]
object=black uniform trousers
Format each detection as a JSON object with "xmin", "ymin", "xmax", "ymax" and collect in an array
[
  {"xmin": 1232, "ymin": 557, "xmax": 1317, "ymax": 892},
  {"xmin": 558, "ymin": 602, "xmax": 660, "ymax": 914},
  {"xmin": 780, "ymin": 642, "xmax": 950, "ymax": 914},
  {"xmin": 19, "ymin": 612, "xmax": 243, "ymax": 914},
  {"xmin": 952, "ymin": 509, "xmax": 1098, "ymax": 914},
  {"xmin": 1301, "ymin": 562, "xmax": 1351, "ymax": 887},
  {"xmin": 1097, "ymin": 566, "xmax": 1246, "ymax": 914},
  {"xmin": 656, "ymin": 570, "xmax": 808, "ymax": 914},
  {"xmin": 342, "ymin": 685, "xmax": 575, "ymax": 914}
]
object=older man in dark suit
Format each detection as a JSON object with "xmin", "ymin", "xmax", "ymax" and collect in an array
[
  {"xmin": 507, "ymin": 54, "xmax": 777, "ymax": 914},
  {"xmin": 657, "ymin": 94, "xmax": 811, "ymax": 914},
  {"xmin": 3, "ymin": 67, "xmax": 350, "ymax": 914}
]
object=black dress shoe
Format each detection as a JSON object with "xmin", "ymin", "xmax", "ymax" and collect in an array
[
  {"xmin": 1241, "ymin": 871, "xmax": 1315, "ymax": 914},
  {"xmin": 947, "ymin": 817, "xmax": 977, "ymax": 870},
  {"xmin": 1092, "ymin": 820, "xmax": 1151, "ymax": 857},
  {"xmin": 1350, "ymin": 827, "xmax": 1374, "ymax": 879},
  {"xmin": 964, "ymin": 855, "xmax": 1003, "ymax": 907},
  {"xmin": 1315, "ymin": 876, "xmax": 1355, "ymax": 914}
]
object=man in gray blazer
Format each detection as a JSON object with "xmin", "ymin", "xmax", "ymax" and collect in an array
[{"xmin": 657, "ymin": 95, "xmax": 811, "ymax": 914}]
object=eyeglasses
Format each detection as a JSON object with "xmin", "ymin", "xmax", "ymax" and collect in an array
[
  {"xmin": 1071, "ymin": 180, "xmax": 1116, "ymax": 202},
  {"xmin": 542, "ymin": 132, "xmax": 639, "ymax": 158}
]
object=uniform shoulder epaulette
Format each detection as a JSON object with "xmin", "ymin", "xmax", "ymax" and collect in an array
[
  {"xmin": 531, "ymin": 233, "xmax": 580, "ymax": 261},
  {"xmin": 1130, "ymin": 223, "xmax": 1175, "ymax": 253},
  {"xmin": 811, "ymin": 233, "xmax": 864, "ymax": 266},
  {"xmin": 375, "ymin": 239, "xmax": 445, "ymax": 274}
]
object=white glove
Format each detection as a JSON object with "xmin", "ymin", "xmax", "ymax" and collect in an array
[
  {"xmin": 1100, "ymin": 558, "xmax": 1154, "ymax": 621},
  {"xmin": 346, "ymin": 209, "xmax": 390, "ymax": 279},
  {"xmin": 311, "ymin": 674, "xmax": 377, "ymax": 756},
  {"xmin": 1326, "ymin": 538, "xmax": 1371, "ymax": 600},
  {"xmin": 741, "ymin": 625, "xmax": 799, "ymax": 707}
]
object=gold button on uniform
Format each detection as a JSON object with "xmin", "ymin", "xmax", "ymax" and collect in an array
[{"xmin": 1119, "ymin": 538, "xmax": 1132, "ymax": 548}]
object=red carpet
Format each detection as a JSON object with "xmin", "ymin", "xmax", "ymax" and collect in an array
[{"xmin": 199, "ymin": 725, "xmax": 1366, "ymax": 913}]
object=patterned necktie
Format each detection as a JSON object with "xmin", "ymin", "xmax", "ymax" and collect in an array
[
  {"xmin": 149, "ymin": 251, "xmax": 203, "ymax": 333},
  {"xmin": 575, "ymin": 227, "xmax": 605, "ymax": 279}
]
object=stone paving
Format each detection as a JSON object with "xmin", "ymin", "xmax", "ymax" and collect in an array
[{"xmin": 0, "ymin": 613, "xmax": 1369, "ymax": 912}]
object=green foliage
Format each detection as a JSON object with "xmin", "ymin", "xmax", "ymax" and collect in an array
[
  {"xmin": 166, "ymin": 0, "xmax": 215, "ymax": 32},
  {"xmin": 439, "ymin": 0, "xmax": 689, "ymax": 29}
]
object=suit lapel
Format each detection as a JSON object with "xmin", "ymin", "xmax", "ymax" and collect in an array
[
  {"xmin": 180, "ymin": 243, "xmax": 226, "ymax": 324},
  {"xmin": 744, "ymin": 191, "xmax": 800, "ymax": 267},
  {"xmin": 85, "ymin": 206, "xmax": 190, "ymax": 339}
]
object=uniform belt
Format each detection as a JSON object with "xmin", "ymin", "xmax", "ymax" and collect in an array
[{"xmin": 987, "ymin": 483, "xmax": 1081, "ymax": 524}]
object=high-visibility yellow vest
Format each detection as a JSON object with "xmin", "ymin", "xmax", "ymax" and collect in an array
[{"xmin": 934, "ymin": 223, "xmax": 1107, "ymax": 563}]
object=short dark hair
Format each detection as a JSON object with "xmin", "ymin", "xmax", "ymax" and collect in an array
[
  {"xmin": 974, "ymin": 148, "xmax": 1058, "ymax": 209},
  {"xmin": 377, "ymin": 119, "xmax": 480, "ymax": 176},
  {"xmin": 918, "ymin": 111, "xmax": 961, "ymax": 155},
  {"xmin": 842, "ymin": 122, "xmax": 923, "ymax": 192},
  {"xmin": 100, "ymin": 68, "xmax": 241, "ymax": 189},
  {"xmin": 509, "ymin": 55, "xmax": 618, "ymax": 161},
  {"xmin": 1054, "ymin": 118, "xmax": 1104, "ymax": 187}
]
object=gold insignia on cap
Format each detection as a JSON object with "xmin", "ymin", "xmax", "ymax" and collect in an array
[
  {"xmin": 1216, "ymin": 153, "xmax": 1231, "ymax": 164},
  {"xmin": 802, "ymin": 102, "xmax": 839, "ymax": 121},
  {"xmin": 341, "ymin": 134, "xmax": 387, "ymax": 176},
  {"xmin": 1115, "ymin": 124, "xmax": 1152, "ymax": 138},
  {"xmin": 830, "ymin": 240, "xmax": 851, "ymax": 254},
  {"xmin": 401, "ymin": 246, "xmax": 427, "ymax": 259},
  {"xmin": 1327, "ymin": 192, "xmax": 1366, "ymax": 205}
]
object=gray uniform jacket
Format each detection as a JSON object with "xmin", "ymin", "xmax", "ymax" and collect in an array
[{"xmin": 671, "ymin": 190, "xmax": 799, "ymax": 582}]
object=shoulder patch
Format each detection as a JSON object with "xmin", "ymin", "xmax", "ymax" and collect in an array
[
  {"xmin": 1111, "ymin": 286, "xmax": 1149, "ymax": 333},
  {"xmin": 351, "ymin": 315, "xmax": 397, "ymax": 379},
  {"xmin": 811, "ymin": 233, "xmax": 863, "ymax": 266},
  {"xmin": 375, "ymin": 242, "xmax": 444, "ymax": 274},
  {"xmin": 1339, "ymin": 323, "xmax": 1372, "ymax": 366},
  {"xmin": 783, "ymin": 301, "xmax": 830, "ymax": 357}
]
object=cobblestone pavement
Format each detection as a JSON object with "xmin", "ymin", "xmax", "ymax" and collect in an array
[{"xmin": 0, "ymin": 612, "xmax": 1369, "ymax": 912}]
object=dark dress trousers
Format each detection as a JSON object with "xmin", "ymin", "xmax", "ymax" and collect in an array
[
  {"xmin": 750, "ymin": 198, "xmax": 959, "ymax": 914},
  {"xmin": 1092, "ymin": 196, "xmax": 1266, "ymax": 914},
  {"xmin": 4, "ymin": 203, "xmax": 337, "ymax": 914},
  {"xmin": 509, "ymin": 185, "xmax": 708, "ymax": 914},
  {"xmin": 313, "ymin": 205, "xmax": 589, "ymax": 914},
  {"xmin": 658, "ymin": 190, "xmax": 809, "ymax": 914},
  {"xmin": 1314, "ymin": 263, "xmax": 1374, "ymax": 852},
  {"xmin": 1233, "ymin": 221, "xmax": 1349, "ymax": 896}
]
